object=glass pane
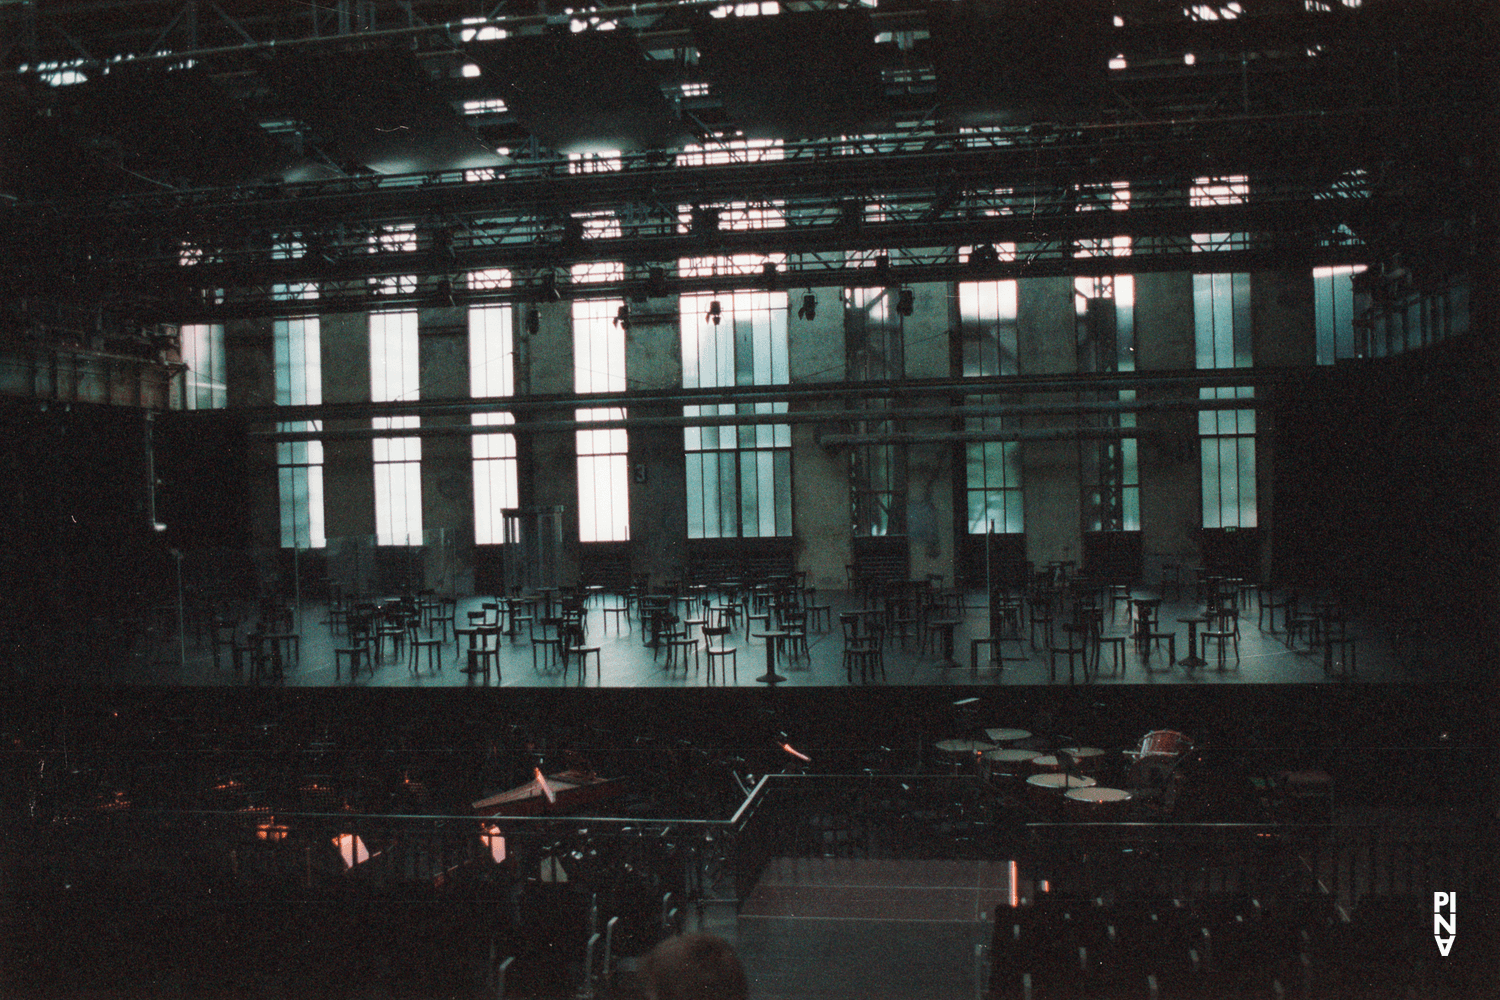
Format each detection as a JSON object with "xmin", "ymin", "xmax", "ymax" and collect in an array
[
  {"xmin": 1314, "ymin": 270, "xmax": 1334, "ymax": 365},
  {"xmin": 1218, "ymin": 438, "xmax": 1239, "ymax": 525},
  {"xmin": 756, "ymin": 450, "xmax": 776, "ymax": 537},
  {"xmin": 1122, "ymin": 485, "xmax": 1140, "ymax": 532},
  {"xmin": 1237, "ymin": 436, "xmax": 1258, "ymax": 528},
  {"xmin": 773, "ymin": 448, "xmax": 792, "ymax": 536},
  {"xmin": 1201, "ymin": 439, "xmax": 1221, "ymax": 529},
  {"xmin": 686, "ymin": 453, "xmax": 706, "ymax": 540},
  {"xmin": 739, "ymin": 451, "xmax": 760, "ymax": 537},
  {"xmin": 717, "ymin": 453, "xmax": 738, "ymax": 538},
  {"xmin": 577, "ymin": 455, "xmax": 600, "ymax": 542}
]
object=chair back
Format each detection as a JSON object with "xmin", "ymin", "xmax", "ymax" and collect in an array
[{"xmin": 703, "ymin": 625, "xmax": 729, "ymax": 651}]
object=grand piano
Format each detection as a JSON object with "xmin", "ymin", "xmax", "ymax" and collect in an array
[{"xmin": 472, "ymin": 768, "xmax": 625, "ymax": 818}]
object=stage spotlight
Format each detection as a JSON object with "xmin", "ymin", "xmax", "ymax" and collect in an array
[
  {"xmin": 797, "ymin": 292, "xmax": 817, "ymax": 321},
  {"xmin": 691, "ymin": 205, "xmax": 721, "ymax": 237},
  {"xmin": 647, "ymin": 267, "xmax": 669, "ymax": 298},
  {"xmin": 526, "ymin": 307, "xmax": 540, "ymax": 336},
  {"xmin": 896, "ymin": 287, "xmax": 914, "ymax": 317},
  {"xmin": 969, "ymin": 244, "xmax": 999, "ymax": 269},
  {"xmin": 539, "ymin": 273, "xmax": 561, "ymax": 302},
  {"xmin": 613, "ymin": 304, "xmax": 631, "ymax": 331},
  {"xmin": 707, "ymin": 299, "xmax": 722, "ymax": 325}
]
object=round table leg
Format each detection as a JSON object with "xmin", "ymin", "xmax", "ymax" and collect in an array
[{"xmin": 756, "ymin": 638, "xmax": 786, "ymax": 684}]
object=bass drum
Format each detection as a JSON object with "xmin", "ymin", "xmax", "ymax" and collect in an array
[
  {"xmin": 1139, "ymin": 730, "xmax": 1192, "ymax": 756},
  {"xmin": 1128, "ymin": 754, "xmax": 1178, "ymax": 792}
]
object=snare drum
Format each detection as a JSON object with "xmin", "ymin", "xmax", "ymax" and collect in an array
[
  {"xmin": 1139, "ymin": 730, "xmax": 1192, "ymax": 756},
  {"xmin": 981, "ymin": 748, "xmax": 1038, "ymax": 782},
  {"xmin": 1063, "ymin": 786, "xmax": 1132, "ymax": 822}
]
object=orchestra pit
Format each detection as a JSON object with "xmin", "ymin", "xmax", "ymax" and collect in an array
[{"xmin": 0, "ymin": 2, "xmax": 1493, "ymax": 998}]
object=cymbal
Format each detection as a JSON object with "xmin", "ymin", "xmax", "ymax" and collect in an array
[
  {"xmin": 1027, "ymin": 773, "xmax": 1098, "ymax": 790},
  {"xmin": 935, "ymin": 739, "xmax": 997, "ymax": 753},
  {"xmin": 982, "ymin": 748, "xmax": 1039, "ymax": 762},
  {"xmin": 1059, "ymin": 746, "xmax": 1106, "ymax": 759},
  {"xmin": 984, "ymin": 728, "xmax": 1031, "ymax": 742}
]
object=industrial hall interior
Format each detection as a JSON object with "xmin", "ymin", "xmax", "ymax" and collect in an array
[{"xmin": 0, "ymin": 2, "xmax": 1493, "ymax": 1000}]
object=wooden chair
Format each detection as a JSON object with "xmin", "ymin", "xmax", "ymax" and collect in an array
[
  {"xmin": 703, "ymin": 625, "xmax": 738, "ymax": 686},
  {"xmin": 842, "ymin": 616, "xmax": 885, "ymax": 684},
  {"xmin": 1200, "ymin": 606, "xmax": 1241, "ymax": 670},
  {"xmin": 407, "ymin": 620, "xmax": 444, "ymax": 676}
]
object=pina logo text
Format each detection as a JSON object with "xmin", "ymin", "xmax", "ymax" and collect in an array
[{"xmin": 1433, "ymin": 892, "xmax": 1456, "ymax": 956}]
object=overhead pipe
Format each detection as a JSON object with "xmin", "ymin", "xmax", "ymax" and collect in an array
[
  {"xmin": 246, "ymin": 365, "xmax": 1286, "ymax": 425},
  {"xmin": 816, "ymin": 428, "xmax": 1139, "ymax": 446},
  {"xmin": 251, "ymin": 396, "xmax": 1260, "ymax": 442}
]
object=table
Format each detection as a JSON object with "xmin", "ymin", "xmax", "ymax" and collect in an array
[
  {"xmin": 641, "ymin": 597, "xmax": 675, "ymax": 648},
  {"xmin": 253, "ymin": 632, "xmax": 299, "ymax": 681},
  {"xmin": 1131, "ymin": 598, "xmax": 1162, "ymax": 646},
  {"xmin": 455, "ymin": 624, "xmax": 499, "ymax": 674},
  {"xmin": 753, "ymin": 630, "xmax": 788, "ymax": 684},
  {"xmin": 928, "ymin": 618, "xmax": 963, "ymax": 668},
  {"xmin": 1177, "ymin": 617, "xmax": 1209, "ymax": 668}
]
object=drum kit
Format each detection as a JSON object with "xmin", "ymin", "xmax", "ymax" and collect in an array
[
  {"xmin": 1126, "ymin": 729, "xmax": 1194, "ymax": 795},
  {"xmin": 944, "ymin": 726, "xmax": 1195, "ymax": 822}
]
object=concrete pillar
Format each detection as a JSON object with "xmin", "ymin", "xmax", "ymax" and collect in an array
[
  {"xmin": 1017, "ymin": 275, "xmax": 1081, "ymax": 570},
  {"xmin": 624, "ymin": 295, "xmax": 687, "ymax": 587},
  {"xmin": 319, "ymin": 311, "xmax": 375, "ymax": 544},
  {"xmin": 788, "ymin": 287, "xmax": 849, "ymax": 590},
  {"xmin": 418, "ymin": 304, "xmax": 473, "ymax": 594},
  {"xmin": 226, "ymin": 317, "xmax": 279, "ymax": 549},
  {"xmin": 1133, "ymin": 271, "xmax": 1200, "ymax": 577},
  {"xmin": 1252, "ymin": 269, "xmax": 1316, "ymax": 582},
  {"xmin": 522, "ymin": 299, "xmax": 580, "ymax": 584},
  {"xmin": 902, "ymin": 281, "xmax": 956, "ymax": 585}
]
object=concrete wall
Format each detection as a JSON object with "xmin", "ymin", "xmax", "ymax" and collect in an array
[{"xmin": 1018, "ymin": 275, "xmax": 1081, "ymax": 571}]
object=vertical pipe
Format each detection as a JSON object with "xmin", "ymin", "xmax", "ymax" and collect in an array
[
  {"xmin": 175, "ymin": 548, "xmax": 186, "ymax": 671},
  {"xmin": 494, "ymin": 954, "xmax": 514, "ymax": 1000},
  {"xmin": 583, "ymin": 932, "xmax": 600, "ymax": 999},
  {"xmin": 604, "ymin": 916, "xmax": 619, "ymax": 988}
]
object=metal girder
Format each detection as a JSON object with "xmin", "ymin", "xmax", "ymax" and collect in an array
[{"xmin": 237, "ymin": 365, "xmax": 1295, "ymax": 427}]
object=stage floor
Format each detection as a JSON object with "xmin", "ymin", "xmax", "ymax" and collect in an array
[{"xmin": 94, "ymin": 588, "xmax": 1440, "ymax": 688}]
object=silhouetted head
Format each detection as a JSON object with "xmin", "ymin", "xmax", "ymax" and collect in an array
[{"xmin": 639, "ymin": 933, "xmax": 748, "ymax": 1000}]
